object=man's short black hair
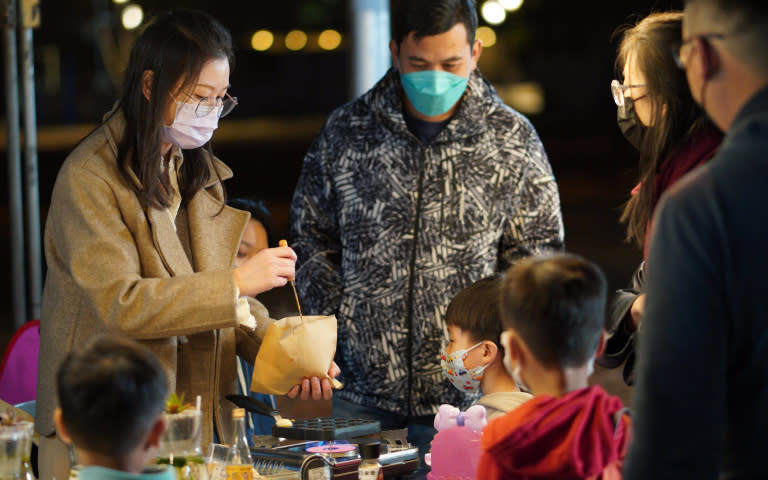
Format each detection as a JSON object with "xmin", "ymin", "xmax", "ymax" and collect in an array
[
  {"xmin": 391, "ymin": 0, "xmax": 478, "ymax": 46},
  {"xmin": 445, "ymin": 275, "xmax": 503, "ymax": 346},
  {"xmin": 56, "ymin": 334, "xmax": 169, "ymax": 457},
  {"xmin": 499, "ymin": 253, "xmax": 608, "ymax": 368}
]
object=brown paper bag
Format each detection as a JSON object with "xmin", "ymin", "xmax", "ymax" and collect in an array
[{"xmin": 250, "ymin": 315, "xmax": 337, "ymax": 395}]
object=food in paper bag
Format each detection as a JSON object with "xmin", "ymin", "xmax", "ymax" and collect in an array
[{"xmin": 250, "ymin": 314, "xmax": 337, "ymax": 395}]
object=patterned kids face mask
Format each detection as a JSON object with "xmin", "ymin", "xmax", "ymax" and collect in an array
[{"xmin": 440, "ymin": 342, "xmax": 488, "ymax": 393}]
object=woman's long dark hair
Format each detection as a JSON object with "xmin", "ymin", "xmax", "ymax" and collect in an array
[
  {"xmin": 117, "ymin": 9, "xmax": 235, "ymax": 209},
  {"xmin": 614, "ymin": 11, "xmax": 712, "ymax": 248}
]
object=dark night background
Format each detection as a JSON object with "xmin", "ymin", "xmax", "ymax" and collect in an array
[{"xmin": 1, "ymin": 0, "xmax": 684, "ymax": 403}]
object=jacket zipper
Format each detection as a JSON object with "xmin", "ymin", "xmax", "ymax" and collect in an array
[{"xmin": 405, "ymin": 147, "xmax": 428, "ymax": 416}]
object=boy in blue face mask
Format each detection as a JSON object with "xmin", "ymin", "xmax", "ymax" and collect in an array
[
  {"xmin": 441, "ymin": 276, "xmax": 532, "ymax": 420},
  {"xmin": 289, "ymin": 1, "xmax": 564, "ymax": 475}
]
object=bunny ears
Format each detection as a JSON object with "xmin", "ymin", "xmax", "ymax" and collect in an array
[{"xmin": 434, "ymin": 404, "xmax": 487, "ymax": 432}]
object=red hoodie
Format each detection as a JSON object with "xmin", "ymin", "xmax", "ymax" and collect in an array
[{"xmin": 477, "ymin": 385, "xmax": 631, "ymax": 480}]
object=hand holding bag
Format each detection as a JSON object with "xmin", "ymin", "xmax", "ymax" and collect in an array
[{"xmin": 249, "ymin": 314, "xmax": 337, "ymax": 395}]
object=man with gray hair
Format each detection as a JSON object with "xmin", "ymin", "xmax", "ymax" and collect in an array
[{"xmin": 625, "ymin": 1, "xmax": 768, "ymax": 478}]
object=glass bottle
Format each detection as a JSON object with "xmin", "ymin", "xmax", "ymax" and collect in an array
[
  {"xmin": 358, "ymin": 442, "xmax": 383, "ymax": 480},
  {"xmin": 225, "ymin": 408, "xmax": 254, "ymax": 480}
]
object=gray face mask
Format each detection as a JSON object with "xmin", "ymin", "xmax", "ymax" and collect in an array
[{"xmin": 617, "ymin": 96, "xmax": 645, "ymax": 150}]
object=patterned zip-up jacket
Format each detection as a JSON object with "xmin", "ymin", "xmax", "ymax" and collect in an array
[{"xmin": 288, "ymin": 68, "xmax": 564, "ymax": 416}]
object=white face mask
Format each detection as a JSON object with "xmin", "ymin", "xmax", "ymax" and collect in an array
[
  {"xmin": 499, "ymin": 331, "xmax": 597, "ymax": 389},
  {"xmin": 162, "ymin": 101, "xmax": 220, "ymax": 149},
  {"xmin": 500, "ymin": 330, "xmax": 528, "ymax": 391}
]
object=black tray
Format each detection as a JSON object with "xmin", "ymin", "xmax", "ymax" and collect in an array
[{"xmin": 272, "ymin": 417, "xmax": 381, "ymax": 441}]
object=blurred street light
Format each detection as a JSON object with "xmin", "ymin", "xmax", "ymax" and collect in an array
[
  {"xmin": 251, "ymin": 30, "xmax": 274, "ymax": 51},
  {"xmin": 318, "ymin": 29, "xmax": 342, "ymax": 51},
  {"xmin": 476, "ymin": 26, "xmax": 496, "ymax": 48},
  {"xmin": 285, "ymin": 30, "xmax": 308, "ymax": 51},
  {"xmin": 498, "ymin": 0, "xmax": 524, "ymax": 11},
  {"xmin": 121, "ymin": 4, "xmax": 143, "ymax": 30},
  {"xmin": 481, "ymin": 1, "xmax": 506, "ymax": 25}
]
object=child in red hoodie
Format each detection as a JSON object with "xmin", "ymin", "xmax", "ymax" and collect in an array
[{"xmin": 478, "ymin": 253, "xmax": 631, "ymax": 480}]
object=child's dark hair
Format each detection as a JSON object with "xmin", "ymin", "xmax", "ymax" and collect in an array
[
  {"xmin": 445, "ymin": 275, "xmax": 503, "ymax": 346},
  {"xmin": 227, "ymin": 196, "xmax": 275, "ymax": 247},
  {"xmin": 499, "ymin": 253, "xmax": 607, "ymax": 368},
  {"xmin": 56, "ymin": 334, "xmax": 169, "ymax": 457}
]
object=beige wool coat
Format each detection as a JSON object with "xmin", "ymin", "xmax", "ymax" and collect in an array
[{"xmin": 36, "ymin": 107, "xmax": 254, "ymax": 447}]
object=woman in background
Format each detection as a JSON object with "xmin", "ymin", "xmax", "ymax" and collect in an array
[{"xmin": 599, "ymin": 11, "xmax": 723, "ymax": 384}]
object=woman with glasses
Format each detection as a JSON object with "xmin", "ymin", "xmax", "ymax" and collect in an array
[
  {"xmin": 597, "ymin": 11, "xmax": 723, "ymax": 385},
  {"xmin": 35, "ymin": 10, "xmax": 324, "ymax": 479}
]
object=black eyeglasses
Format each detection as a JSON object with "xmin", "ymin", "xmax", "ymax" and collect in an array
[
  {"xmin": 673, "ymin": 33, "xmax": 725, "ymax": 69},
  {"xmin": 611, "ymin": 79, "xmax": 646, "ymax": 107}
]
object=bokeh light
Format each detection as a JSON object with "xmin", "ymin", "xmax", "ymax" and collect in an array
[
  {"xmin": 121, "ymin": 4, "xmax": 143, "ymax": 30},
  {"xmin": 251, "ymin": 30, "xmax": 274, "ymax": 51},
  {"xmin": 285, "ymin": 30, "xmax": 308, "ymax": 51},
  {"xmin": 481, "ymin": 1, "xmax": 506, "ymax": 26},
  {"xmin": 499, "ymin": 0, "xmax": 524, "ymax": 11},
  {"xmin": 318, "ymin": 30, "xmax": 342, "ymax": 51},
  {"xmin": 476, "ymin": 26, "xmax": 497, "ymax": 48}
]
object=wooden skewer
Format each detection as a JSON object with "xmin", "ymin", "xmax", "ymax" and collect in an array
[{"xmin": 279, "ymin": 239, "xmax": 304, "ymax": 321}]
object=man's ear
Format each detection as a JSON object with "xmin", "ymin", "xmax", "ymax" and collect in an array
[
  {"xmin": 141, "ymin": 70, "xmax": 154, "ymax": 102},
  {"xmin": 594, "ymin": 329, "xmax": 607, "ymax": 359},
  {"xmin": 144, "ymin": 415, "xmax": 166, "ymax": 451},
  {"xmin": 53, "ymin": 408, "xmax": 73, "ymax": 445},
  {"xmin": 389, "ymin": 39, "xmax": 400, "ymax": 71},
  {"xmin": 696, "ymin": 36, "xmax": 721, "ymax": 80},
  {"xmin": 470, "ymin": 38, "xmax": 482, "ymax": 71}
]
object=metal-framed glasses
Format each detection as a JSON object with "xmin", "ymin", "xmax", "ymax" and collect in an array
[
  {"xmin": 178, "ymin": 92, "xmax": 239, "ymax": 118},
  {"xmin": 611, "ymin": 79, "xmax": 646, "ymax": 107},
  {"xmin": 672, "ymin": 33, "xmax": 725, "ymax": 69}
]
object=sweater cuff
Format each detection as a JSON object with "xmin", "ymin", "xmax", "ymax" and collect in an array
[{"xmin": 235, "ymin": 287, "xmax": 257, "ymax": 330}]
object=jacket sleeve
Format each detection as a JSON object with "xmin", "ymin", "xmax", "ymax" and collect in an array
[
  {"xmin": 602, "ymin": 262, "xmax": 646, "ymax": 364},
  {"xmin": 498, "ymin": 124, "xmax": 565, "ymax": 269},
  {"xmin": 287, "ymin": 124, "xmax": 343, "ymax": 316},
  {"xmin": 624, "ymin": 181, "xmax": 727, "ymax": 479},
  {"xmin": 609, "ymin": 262, "xmax": 646, "ymax": 332},
  {"xmin": 235, "ymin": 297, "xmax": 274, "ymax": 364},
  {"xmin": 44, "ymin": 162, "xmax": 239, "ymax": 340}
]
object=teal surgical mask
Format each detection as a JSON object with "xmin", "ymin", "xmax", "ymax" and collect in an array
[{"xmin": 401, "ymin": 70, "xmax": 469, "ymax": 117}]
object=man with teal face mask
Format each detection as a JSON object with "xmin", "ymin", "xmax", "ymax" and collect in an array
[{"xmin": 288, "ymin": 1, "xmax": 564, "ymax": 477}]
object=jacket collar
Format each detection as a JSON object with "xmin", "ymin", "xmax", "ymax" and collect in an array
[
  {"xmin": 726, "ymin": 84, "xmax": 768, "ymax": 145},
  {"xmin": 366, "ymin": 68, "xmax": 504, "ymax": 143}
]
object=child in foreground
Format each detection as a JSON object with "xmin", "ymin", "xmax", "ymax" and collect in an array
[
  {"xmin": 54, "ymin": 334, "xmax": 172, "ymax": 479},
  {"xmin": 441, "ymin": 275, "xmax": 532, "ymax": 419},
  {"xmin": 478, "ymin": 253, "xmax": 631, "ymax": 479}
]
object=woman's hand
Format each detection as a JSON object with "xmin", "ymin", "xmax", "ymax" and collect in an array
[
  {"xmin": 286, "ymin": 362, "xmax": 341, "ymax": 401},
  {"xmin": 630, "ymin": 293, "xmax": 646, "ymax": 329},
  {"xmin": 233, "ymin": 246, "xmax": 297, "ymax": 297}
]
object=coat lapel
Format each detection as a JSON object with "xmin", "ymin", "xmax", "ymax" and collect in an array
[
  {"xmin": 187, "ymin": 186, "xmax": 249, "ymax": 271},
  {"xmin": 186, "ymin": 156, "xmax": 249, "ymax": 271},
  {"xmin": 147, "ymin": 207, "xmax": 195, "ymax": 276}
]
